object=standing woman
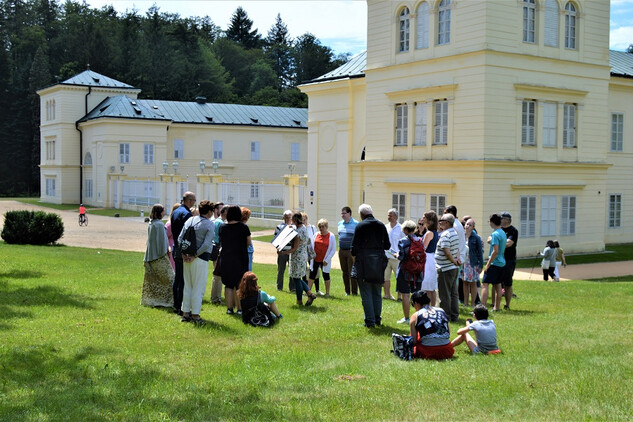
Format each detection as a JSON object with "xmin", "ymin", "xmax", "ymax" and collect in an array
[
  {"xmin": 553, "ymin": 240, "xmax": 567, "ymax": 282},
  {"xmin": 308, "ymin": 218, "xmax": 336, "ymax": 297},
  {"xmin": 178, "ymin": 200, "xmax": 215, "ymax": 323},
  {"xmin": 281, "ymin": 212, "xmax": 317, "ymax": 306},
  {"xmin": 303, "ymin": 212, "xmax": 321, "ymax": 294},
  {"xmin": 421, "ymin": 211, "xmax": 440, "ymax": 306},
  {"xmin": 218, "ymin": 205, "xmax": 251, "ymax": 314},
  {"xmin": 463, "ymin": 219, "xmax": 483, "ymax": 306},
  {"xmin": 539, "ymin": 240, "xmax": 557, "ymax": 281},
  {"xmin": 241, "ymin": 207, "xmax": 254, "ymax": 271},
  {"xmin": 142, "ymin": 204, "xmax": 175, "ymax": 308}
]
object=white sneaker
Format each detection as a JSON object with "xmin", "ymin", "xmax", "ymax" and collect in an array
[
  {"xmin": 317, "ymin": 291, "xmax": 325, "ymax": 296},
  {"xmin": 397, "ymin": 317, "xmax": 410, "ymax": 324}
]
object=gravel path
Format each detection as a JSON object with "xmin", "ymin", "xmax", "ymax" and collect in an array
[{"xmin": 1, "ymin": 200, "xmax": 630, "ymax": 281}]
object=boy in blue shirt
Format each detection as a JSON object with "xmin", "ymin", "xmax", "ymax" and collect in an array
[
  {"xmin": 451, "ymin": 304, "xmax": 500, "ymax": 354},
  {"xmin": 481, "ymin": 213, "xmax": 507, "ymax": 311}
]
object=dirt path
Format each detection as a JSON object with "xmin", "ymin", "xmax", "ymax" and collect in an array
[{"xmin": 1, "ymin": 200, "xmax": 631, "ymax": 280}]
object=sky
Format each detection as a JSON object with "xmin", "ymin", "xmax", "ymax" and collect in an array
[{"xmin": 86, "ymin": 0, "xmax": 633, "ymax": 56}]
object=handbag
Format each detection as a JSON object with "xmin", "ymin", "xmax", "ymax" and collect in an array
[{"xmin": 209, "ymin": 242, "xmax": 220, "ymax": 261}]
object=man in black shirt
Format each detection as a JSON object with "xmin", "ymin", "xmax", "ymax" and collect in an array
[{"xmin": 500, "ymin": 212, "xmax": 518, "ymax": 310}]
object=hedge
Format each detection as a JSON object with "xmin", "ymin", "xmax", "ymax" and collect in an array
[{"xmin": 1, "ymin": 210, "xmax": 64, "ymax": 245}]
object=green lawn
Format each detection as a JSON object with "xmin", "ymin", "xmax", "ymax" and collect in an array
[
  {"xmin": 516, "ymin": 243, "xmax": 633, "ymax": 268},
  {"xmin": 0, "ymin": 244, "xmax": 631, "ymax": 420}
]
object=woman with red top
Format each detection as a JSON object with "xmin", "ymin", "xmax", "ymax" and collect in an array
[{"xmin": 307, "ymin": 219, "xmax": 337, "ymax": 297}]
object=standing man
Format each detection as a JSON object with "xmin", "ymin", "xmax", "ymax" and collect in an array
[
  {"xmin": 274, "ymin": 210, "xmax": 295, "ymax": 292},
  {"xmin": 170, "ymin": 191, "xmax": 196, "ymax": 315},
  {"xmin": 210, "ymin": 204, "xmax": 227, "ymax": 304},
  {"xmin": 435, "ymin": 213, "xmax": 461, "ymax": 322},
  {"xmin": 338, "ymin": 206, "xmax": 359, "ymax": 296},
  {"xmin": 384, "ymin": 208, "xmax": 404, "ymax": 300},
  {"xmin": 500, "ymin": 211, "xmax": 518, "ymax": 310},
  {"xmin": 352, "ymin": 204, "xmax": 390, "ymax": 328},
  {"xmin": 445, "ymin": 205, "xmax": 466, "ymax": 303}
]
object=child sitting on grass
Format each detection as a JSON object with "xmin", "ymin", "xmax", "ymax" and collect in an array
[{"xmin": 451, "ymin": 304, "xmax": 501, "ymax": 354}]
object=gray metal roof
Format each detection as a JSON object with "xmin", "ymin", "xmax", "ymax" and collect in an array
[
  {"xmin": 610, "ymin": 50, "xmax": 633, "ymax": 78},
  {"xmin": 61, "ymin": 70, "xmax": 137, "ymax": 89},
  {"xmin": 79, "ymin": 96, "xmax": 308, "ymax": 129},
  {"xmin": 304, "ymin": 51, "xmax": 367, "ymax": 83}
]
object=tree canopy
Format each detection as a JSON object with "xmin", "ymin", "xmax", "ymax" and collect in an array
[{"xmin": 0, "ymin": 1, "xmax": 349, "ymax": 196}]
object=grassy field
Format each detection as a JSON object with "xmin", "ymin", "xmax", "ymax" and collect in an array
[{"xmin": 0, "ymin": 243, "xmax": 632, "ymax": 421}]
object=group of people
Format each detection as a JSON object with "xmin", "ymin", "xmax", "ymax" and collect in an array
[{"xmin": 141, "ymin": 192, "xmax": 281, "ymax": 325}]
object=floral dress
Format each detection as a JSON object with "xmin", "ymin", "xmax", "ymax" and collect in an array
[{"xmin": 289, "ymin": 225, "xmax": 309, "ymax": 278}]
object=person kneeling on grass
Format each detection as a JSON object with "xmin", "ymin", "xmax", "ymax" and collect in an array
[
  {"xmin": 238, "ymin": 272, "xmax": 282, "ymax": 324},
  {"xmin": 451, "ymin": 304, "xmax": 501, "ymax": 354},
  {"xmin": 409, "ymin": 290, "xmax": 454, "ymax": 360}
]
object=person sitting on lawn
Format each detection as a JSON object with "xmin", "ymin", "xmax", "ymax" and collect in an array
[
  {"xmin": 451, "ymin": 304, "xmax": 501, "ymax": 354},
  {"xmin": 409, "ymin": 290, "xmax": 454, "ymax": 360},
  {"xmin": 238, "ymin": 272, "xmax": 282, "ymax": 324}
]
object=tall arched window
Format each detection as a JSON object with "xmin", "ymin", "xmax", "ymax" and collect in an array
[
  {"xmin": 544, "ymin": 0, "xmax": 559, "ymax": 47},
  {"xmin": 564, "ymin": 2, "xmax": 577, "ymax": 49},
  {"xmin": 399, "ymin": 7, "xmax": 410, "ymax": 52},
  {"xmin": 522, "ymin": 0, "xmax": 536, "ymax": 43},
  {"xmin": 84, "ymin": 152, "xmax": 92, "ymax": 165},
  {"xmin": 416, "ymin": 2, "xmax": 430, "ymax": 49},
  {"xmin": 437, "ymin": 0, "xmax": 451, "ymax": 45}
]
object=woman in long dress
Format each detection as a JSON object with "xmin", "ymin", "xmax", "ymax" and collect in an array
[
  {"xmin": 141, "ymin": 204, "xmax": 175, "ymax": 307},
  {"xmin": 281, "ymin": 212, "xmax": 317, "ymax": 306}
]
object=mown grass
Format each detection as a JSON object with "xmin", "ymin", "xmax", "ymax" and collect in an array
[
  {"xmin": 0, "ymin": 244, "xmax": 632, "ymax": 421},
  {"xmin": 515, "ymin": 243, "xmax": 633, "ymax": 268}
]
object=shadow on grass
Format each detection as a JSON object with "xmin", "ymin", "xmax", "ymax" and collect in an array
[
  {"xmin": 0, "ymin": 269, "xmax": 45, "ymax": 280},
  {"xmin": 587, "ymin": 275, "xmax": 633, "ymax": 283},
  {"xmin": 0, "ymin": 344, "xmax": 284, "ymax": 420}
]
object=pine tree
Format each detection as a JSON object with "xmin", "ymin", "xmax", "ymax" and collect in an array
[
  {"xmin": 265, "ymin": 13, "xmax": 293, "ymax": 89},
  {"xmin": 225, "ymin": 6, "xmax": 261, "ymax": 49},
  {"xmin": 293, "ymin": 33, "xmax": 338, "ymax": 85},
  {"xmin": 29, "ymin": 46, "xmax": 52, "ymax": 193}
]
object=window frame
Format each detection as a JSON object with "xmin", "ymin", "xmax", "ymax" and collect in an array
[
  {"xmin": 213, "ymin": 140, "xmax": 223, "ymax": 160},
  {"xmin": 430, "ymin": 194, "xmax": 446, "ymax": 216},
  {"xmin": 395, "ymin": 103, "xmax": 408, "ymax": 146},
  {"xmin": 520, "ymin": 195, "xmax": 536, "ymax": 238},
  {"xmin": 414, "ymin": 102, "xmax": 427, "ymax": 146},
  {"xmin": 46, "ymin": 140, "xmax": 55, "ymax": 161},
  {"xmin": 119, "ymin": 143, "xmax": 130, "ymax": 164},
  {"xmin": 143, "ymin": 143, "xmax": 154, "ymax": 164},
  {"xmin": 611, "ymin": 113, "xmax": 624, "ymax": 152},
  {"xmin": 564, "ymin": 2, "xmax": 577, "ymax": 50},
  {"xmin": 522, "ymin": 0, "xmax": 536, "ymax": 43},
  {"xmin": 85, "ymin": 178, "xmax": 93, "ymax": 199},
  {"xmin": 250, "ymin": 141, "xmax": 261, "ymax": 160},
  {"xmin": 290, "ymin": 142, "xmax": 300, "ymax": 161},
  {"xmin": 561, "ymin": 195, "xmax": 576, "ymax": 235},
  {"xmin": 250, "ymin": 183, "xmax": 260, "ymax": 199},
  {"xmin": 522, "ymin": 100, "xmax": 536, "ymax": 146},
  {"xmin": 433, "ymin": 100, "xmax": 448, "ymax": 145},
  {"xmin": 437, "ymin": 0, "xmax": 451, "ymax": 45},
  {"xmin": 544, "ymin": 0, "xmax": 559, "ymax": 47},
  {"xmin": 398, "ymin": 7, "xmax": 410, "ymax": 53},
  {"xmin": 563, "ymin": 103, "xmax": 576, "ymax": 148},
  {"xmin": 45, "ymin": 178, "xmax": 56, "ymax": 197},
  {"xmin": 392, "ymin": 193, "xmax": 406, "ymax": 223},
  {"xmin": 540, "ymin": 195, "xmax": 557, "ymax": 236},
  {"xmin": 542, "ymin": 102, "xmax": 557, "ymax": 147},
  {"xmin": 608, "ymin": 194, "xmax": 621, "ymax": 229},
  {"xmin": 173, "ymin": 139, "xmax": 184, "ymax": 159},
  {"xmin": 416, "ymin": 2, "xmax": 430, "ymax": 49}
]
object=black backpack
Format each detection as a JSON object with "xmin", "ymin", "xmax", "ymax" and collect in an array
[{"xmin": 179, "ymin": 218, "xmax": 200, "ymax": 256}]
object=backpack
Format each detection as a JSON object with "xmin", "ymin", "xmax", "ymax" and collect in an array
[
  {"xmin": 245, "ymin": 294, "xmax": 275, "ymax": 328},
  {"xmin": 402, "ymin": 235, "xmax": 426, "ymax": 281},
  {"xmin": 391, "ymin": 333, "xmax": 414, "ymax": 360},
  {"xmin": 179, "ymin": 219, "xmax": 201, "ymax": 256}
]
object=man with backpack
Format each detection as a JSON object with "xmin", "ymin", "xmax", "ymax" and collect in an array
[
  {"xmin": 396, "ymin": 220, "xmax": 426, "ymax": 324},
  {"xmin": 170, "ymin": 191, "xmax": 196, "ymax": 315}
]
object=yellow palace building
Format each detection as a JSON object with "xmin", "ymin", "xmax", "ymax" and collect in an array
[{"xmin": 300, "ymin": 0, "xmax": 632, "ymax": 256}]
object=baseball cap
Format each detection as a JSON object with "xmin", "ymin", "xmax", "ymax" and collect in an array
[{"xmin": 500, "ymin": 212, "xmax": 512, "ymax": 219}]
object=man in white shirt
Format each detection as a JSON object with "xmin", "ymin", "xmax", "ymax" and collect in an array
[
  {"xmin": 445, "ymin": 205, "xmax": 466, "ymax": 303},
  {"xmin": 384, "ymin": 208, "xmax": 405, "ymax": 300}
]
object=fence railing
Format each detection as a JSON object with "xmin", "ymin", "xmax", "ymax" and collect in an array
[
  {"xmin": 219, "ymin": 182, "xmax": 285, "ymax": 219},
  {"xmin": 122, "ymin": 180, "xmax": 160, "ymax": 207}
]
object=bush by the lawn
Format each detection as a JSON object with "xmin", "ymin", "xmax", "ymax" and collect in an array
[{"xmin": 1, "ymin": 210, "xmax": 64, "ymax": 245}]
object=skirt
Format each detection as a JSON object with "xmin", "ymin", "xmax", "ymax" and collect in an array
[
  {"xmin": 463, "ymin": 261, "xmax": 480, "ymax": 282},
  {"xmin": 141, "ymin": 254, "xmax": 175, "ymax": 307},
  {"xmin": 422, "ymin": 252, "xmax": 438, "ymax": 291}
]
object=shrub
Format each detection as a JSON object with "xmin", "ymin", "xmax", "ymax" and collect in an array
[{"xmin": 1, "ymin": 210, "xmax": 64, "ymax": 245}]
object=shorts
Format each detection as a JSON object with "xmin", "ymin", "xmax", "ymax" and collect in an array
[
  {"xmin": 309, "ymin": 262, "xmax": 330, "ymax": 281},
  {"xmin": 384, "ymin": 258, "xmax": 398, "ymax": 280},
  {"xmin": 396, "ymin": 275, "xmax": 418, "ymax": 294},
  {"xmin": 501, "ymin": 259, "xmax": 516, "ymax": 287},
  {"xmin": 482, "ymin": 265, "xmax": 504, "ymax": 285},
  {"xmin": 414, "ymin": 342, "xmax": 455, "ymax": 360}
]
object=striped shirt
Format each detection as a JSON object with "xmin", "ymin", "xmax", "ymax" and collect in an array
[
  {"xmin": 338, "ymin": 218, "xmax": 358, "ymax": 250},
  {"xmin": 435, "ymin": 227, "xmax": 459, "ymax": 272}
]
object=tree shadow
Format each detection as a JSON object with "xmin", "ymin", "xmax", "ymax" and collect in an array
[
  {"xmin": 587, "ymin": 276, "xmax": 633, "ymax": 283},
  {"xmin": 0, "ymin": 269, "xmax": 45, "ymax": 280}
]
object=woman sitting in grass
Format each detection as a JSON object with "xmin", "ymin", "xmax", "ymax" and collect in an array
[
  {"xmin": 238, "ymin": 272, "xmax": 282, "ymax": 325},
  {"xmin": 409, "ymin": 290, "xmax": 454, "ymax": 360}
]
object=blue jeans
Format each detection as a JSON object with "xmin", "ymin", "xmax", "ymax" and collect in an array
[
  {"xmin": 358, "ymin": 280, "xmax": 383, "ymax": 326},
  {"xmin": 291, "ymin": 277, "xmax": 310, "ymax": 302}
]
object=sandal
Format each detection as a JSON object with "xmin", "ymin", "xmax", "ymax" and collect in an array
[
  {"xmin": 305, "ymin": 292, "xmax": 317, "ymax": 306},
  {"xmin": 191, "ymin": 317, "xmax": 206, "ymax": 325},
  {"xmin": 181, "ymin": 315, "xmax": 192, "ymax": 323}
]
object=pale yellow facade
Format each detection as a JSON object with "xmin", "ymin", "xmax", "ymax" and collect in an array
[
  {"xmin": 38, "ymin": 75, "xmax": 307, "ymax": 212},
  {"xmin": 301, "ymin": 0, "xmax": 632, "ymax": 256}
]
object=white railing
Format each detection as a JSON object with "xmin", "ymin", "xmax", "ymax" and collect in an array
[
  {"xmin": 122, "ymin": 180, "xmax": 160, "ymax": 207},
  {"xmin": 219, "ymin": 182, "xmax": 285, "ymax": 219}
]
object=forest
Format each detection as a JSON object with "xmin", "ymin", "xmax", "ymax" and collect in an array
[{"xmin": 0, "ymin": 0, "xmax": 350, "ymax": 196}]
